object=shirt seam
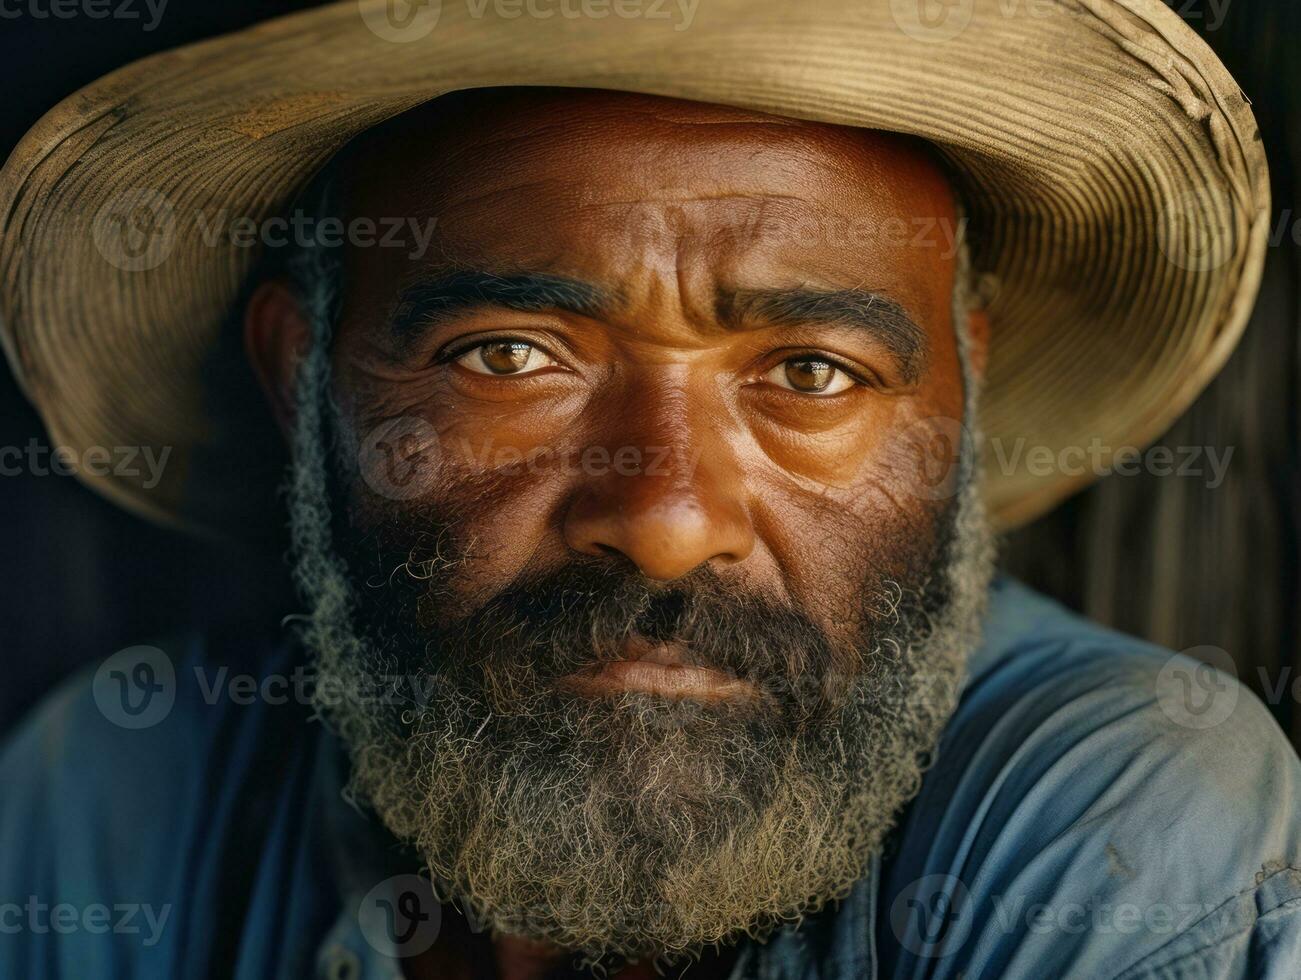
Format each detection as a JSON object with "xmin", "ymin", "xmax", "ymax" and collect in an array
[{"xmin": 1112, "ymin": 866, "xmax": 1301, "ymax": 979}]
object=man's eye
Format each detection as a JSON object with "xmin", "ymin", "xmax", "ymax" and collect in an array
[
  {"xmin": 455, "ymin": 341, "xmax": 557, "ymax": 376},
  {"xmin": 764, "ymin": 357, "xmax": 858, "ymax": 396}
]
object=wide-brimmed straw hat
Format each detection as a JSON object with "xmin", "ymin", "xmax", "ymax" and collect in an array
[{"xmin": 0, "ymin": 0, "xmax": 1268, "ymax": 536}]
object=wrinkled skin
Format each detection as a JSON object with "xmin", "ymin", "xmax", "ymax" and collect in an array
[{"xmin": 246, "ymin": 88, "xmax": 989, "ymax": 980}]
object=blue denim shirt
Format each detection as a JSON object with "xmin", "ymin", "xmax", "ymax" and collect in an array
[{"xmin": 3, "ymin": 577, "xmax": 1300, "ymax": 978}]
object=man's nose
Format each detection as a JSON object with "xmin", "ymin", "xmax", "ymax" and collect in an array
[{"xmin": 562, "ymin": 436, "xmax": 755, "ymax": 583}]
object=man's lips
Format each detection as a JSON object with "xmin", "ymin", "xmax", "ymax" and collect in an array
[{"xmin": 558, "ymin": 634, "xmax": 757, "ymax": 702}]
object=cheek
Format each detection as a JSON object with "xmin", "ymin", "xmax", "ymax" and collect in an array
[
  {"xmin": 750, "ymin": 465, "xmax": 947, "ymax": 629},
  {"xmin": 747, "ymin": 385, "xmax": 967, "ymax": 527},
  {"xmin": 335, "ymin": 334, "xmax": 599, "ymax": 501},
  {"xmin": 345, "ymin": 416, "xmax": 582, "ymax": 614},
  {"xmin": 745, "ymin": 395, "xmax": 915, "ymax": 490},
  {"xmin": 743, "ymin": 394, "xmax": 961, "ymax": 640}
]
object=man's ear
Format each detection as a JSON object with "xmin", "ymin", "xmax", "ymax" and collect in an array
[
  {"xmin": 244, "ymin": 279, "xmax": 313, "ymax": 442},
  {"xmin": 965, "ymin": 307, "xmax": 990, "ymax": 383}
]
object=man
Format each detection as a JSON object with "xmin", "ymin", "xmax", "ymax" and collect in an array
[{"xmin": 0, "ymin": 2, "xmax": 1297, "ymax": 978}]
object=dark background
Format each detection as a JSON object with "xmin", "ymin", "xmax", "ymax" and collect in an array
[{"xmin": 2, "ymin": 0, "xmax": 1298, "ymax": 743}]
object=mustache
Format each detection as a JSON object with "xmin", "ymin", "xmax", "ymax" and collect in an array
[
  {"xmin": 446, "ymin": 558, "xmax": 834, "ymax": 679},
  {"xmin": 359, "ymin": 552, "xmax": 850, "ymax": 718}
]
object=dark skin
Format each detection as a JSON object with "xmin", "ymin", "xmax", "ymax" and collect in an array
[{"xmin": 245, "ymin": 88, "xmax": 988, "ymax": 980}]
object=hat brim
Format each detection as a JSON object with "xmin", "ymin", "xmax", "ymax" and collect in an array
[{"xmin": 0, "ymin": 0, "xmax": 1268, "ymax": 535}]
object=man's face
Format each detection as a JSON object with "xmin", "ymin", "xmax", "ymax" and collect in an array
[{"xmin": 263, "ymin": 88, "xmax": 992, "ymax": 962}]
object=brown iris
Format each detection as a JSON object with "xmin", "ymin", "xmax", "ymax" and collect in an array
[
  {"xmin": 480, "ymin": 341, "xmax": 534, "ymax": 374},
  {"xmin": 784, "ymin": 357, "xmax": 836, "ymax": 393}
]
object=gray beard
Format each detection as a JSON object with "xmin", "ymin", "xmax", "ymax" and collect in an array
[{"xmin": 287, "ymin": 335, "xmax": 994, "ymax": 962}]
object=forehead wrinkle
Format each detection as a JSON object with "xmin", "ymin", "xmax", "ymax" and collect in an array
[
  {"xmin": 583, "ymin": 191, "xmax": 812, "ymax": 208},
  {"xmin": 372, "ymin": 114, "xmax": 812, "ymax": 200}
]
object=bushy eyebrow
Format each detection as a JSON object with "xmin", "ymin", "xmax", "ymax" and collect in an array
[
  {"xmin": 387, "ymin": 270, "xmax": 615, "ymax": 349},
  {"xmin": 386, "ymin": 269, "xmax": 928, "ymax": 382},
  {"xmin": 717, "ymin": 287, "xmax": 929, "ymax": 383}
]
